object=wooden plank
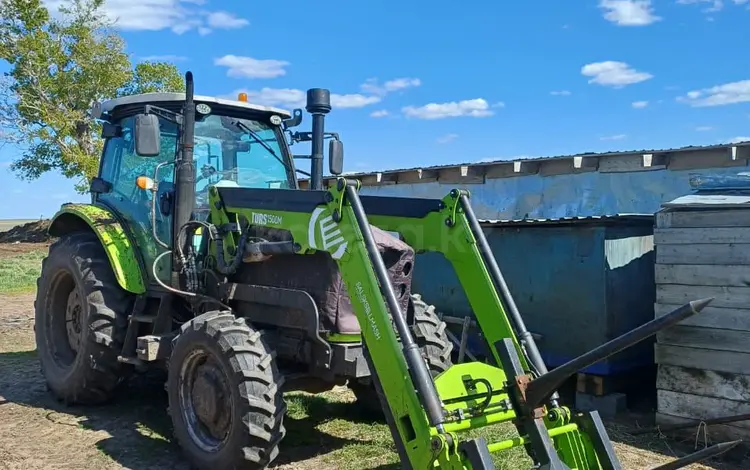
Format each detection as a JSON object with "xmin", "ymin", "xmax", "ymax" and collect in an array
[
  {"xmin": 657, "ymin": 365, "xmax": 750, "ymax": 402},
  {"xmin": 656, "ymin": 209, "xmax": 750, "ymax": 229},
  {"xmin": 597, "ymin": 154, "xmax": 665, "ymax": 173},
  {"xmin": 655, "ymin": 413, "xmax": 750, "ymax": 444},
  {"xmin": 657, "ymin": 284, "xmax": 750, "ymax": 310},
  {"xmin": 656, "ymin": 244, "xmax": 750, "ymax": 265},
  {"xmin": 657, "ymin": 389, "xmax": 750, "ymax": 431},
  {"xmin": 657, "ymin": 325, "xmax": 750, "ymax": 353},
  {"xmin": 662, "ymin": 194, "xmax": 750, "ymax": 209},
  {"xmin": 667, "ymin": 148, "xmax": 748, "ymax": 170},
  {"xmin": 655, "ymin": 303, "xmax": 750, "ymax": 331},
  {"xmin": 655, "ymin": 264, "xmax": 750, "ymax": 287},
  {"xmin": 575, "ymin": 372, "xmax": 631, "ymax": 397},
  {"xmin": 655, "ymin": 344, "xmax": 750, "ymax": 375},
  {"xmin": 654, "ymin": 227, "xmax": 750, "ymax": 245},
  {"xmin": 437, "ymin": 166, "xmax": 485, "ymax": 184},
  {"xmin": 396, "ymin": 169, "xmax": 439, "ymax": 184}
]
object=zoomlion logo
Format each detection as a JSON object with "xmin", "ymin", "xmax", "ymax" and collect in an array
[{"xmin": 308, "ymin": 207, "xmax": 348, "ymax": 260}]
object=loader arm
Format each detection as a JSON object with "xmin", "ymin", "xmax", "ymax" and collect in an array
[{"xmin": 208, "ymin": 178, "xmax": 729, "ymax": 470}]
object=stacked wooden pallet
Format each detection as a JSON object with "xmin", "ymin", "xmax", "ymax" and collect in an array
[
  {"xmin": 654, "ymin": 194, "xmax": 750, "ymax": 440},
  {"xmin": 654, "ymin": 193, "xmax": 750, "ymax": 442}
]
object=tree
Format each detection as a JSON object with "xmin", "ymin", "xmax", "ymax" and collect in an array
[{"xmin": 0, "ymin": 0, "xmax": 185, "ymax": 193}]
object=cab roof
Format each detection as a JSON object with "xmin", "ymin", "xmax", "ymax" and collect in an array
[{"xmin": 99, "ymin": 92, "xmax": 293, "ymax": 118}]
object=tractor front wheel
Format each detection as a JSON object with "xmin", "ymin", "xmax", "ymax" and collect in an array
[
  {"xmin": 350, "ymin": 293, "xmax": 453, "ymax": 417},
  {"xmin": 34, "ymin": 231, "xmax": 133, "ymax": 404},
  {"xmin": 167, "ymin": 311, "xmax": 287, "ymax": 470}
]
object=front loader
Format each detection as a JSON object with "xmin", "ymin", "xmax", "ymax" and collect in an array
[{"xmin": 34, "ymin": 70, "xmax": 740, "ymax": 470}]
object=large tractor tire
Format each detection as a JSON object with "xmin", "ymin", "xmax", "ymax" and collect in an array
[
  {"xmin": 350, "ymin": 293, "xmax": 453, "ymax": 417},
  {"xmin": 167, "ymin": 311, "xmax": 287, "ymax": 470},
  {"xmin": 34, "ymin": 231, "xmax": 133, "ymax": 404}
]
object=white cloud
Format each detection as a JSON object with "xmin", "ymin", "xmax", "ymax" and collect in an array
[
  {"xmin": 402, "ymin": 98, "xmax": 495, "ymax": 119},
  {"xmin": 206, "ymin": 11, "xmax": 249, "ymax": 29},
  {"xmin": 139, "ymin": 54, "xmax": 188, "ymax": 62},
  {"xmin": 436, "ymin": 133, "xmax": 459, "ymax": 144},
  {"xmin": 677, "ymin": 0, "xmax": 724, "ymax": 12},
  {"xmin": 43, "ymin": 0, "xmax": 249, "ymax": 35},
  {"xmin": 599, "ymin": 0, "xmax": 661, "ymax": 26},
  {"xmin": 581, "ymin": 61, "xmax": 653, "ymax": 87},
  {"xmin": 360, "ymin": 77, "xmax": 421, "ymax": 96},
  {"xmin": 370, "ymin": 110, "xmax": 389, "ymax": 118},
  {"xmin": 695, "ymin": 126, "xmax": 714, "ymax": 131},
  {"xmin": 676, "ymin": 79, "xmax": 750, "ymax": 107},
  {"xmin": 331, "ymin": 94, "xmax": 381, "ymax": 109},
  {"xmin": 550, "ymin": 90, "xmax": 572, "ymax": 96},
  {"xmin": 229, "ymin": 88, "xmax": 380, "ymax": 110},
  {"xmin": 729, "ymin": 136, "xmax": 750, "ymax": 143},
  {"xmin": 215, "ymin": 55, "xmax": 290, "ymax": 79},
  {"xmin": 600, "ymin": 134, "xmax": 627, "ymax": 141},
  {"xmin": 631, "ymin": 100, "xmax": 649, "ymax": 108}
]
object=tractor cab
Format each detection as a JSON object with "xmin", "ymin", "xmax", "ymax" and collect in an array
[{"xmin": 90, "ymin": 90, "xmax": 343, "ymax": 285}]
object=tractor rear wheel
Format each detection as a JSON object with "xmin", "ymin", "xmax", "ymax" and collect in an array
[
  {"xmin": 350, "ymin": 293, "xmax": 453, "ymax": 416},
  {"xmin": 34, "ymin": 231, "xmax": 133, "ymax": 404},
  {"xmin": 167, "ymin": 311, "xmax": 287, "ymax": 470}
]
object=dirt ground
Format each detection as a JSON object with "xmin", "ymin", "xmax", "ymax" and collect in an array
[
  {"xmin": 0, "ymin": 242, "xmax": 51, "ymax": 259},
  {"xmin": 1, "ymin": 291, "xmax": 747, "ymax": 470},
  {"xmin": 0, "ymin": 232, "xmax": 747, "ymax": 468}
]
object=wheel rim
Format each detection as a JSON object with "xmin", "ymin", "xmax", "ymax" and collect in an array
[
  {"xmin": 45, "ymin": 270, "xmax": 81, "ymax": 368},
  {"xmin": 65, "ymin": 289, "xmax": 83, "ymax": 352},
  {"xmin": 178, "ymin": 348, "xmax": 234, "ymax": 453}
]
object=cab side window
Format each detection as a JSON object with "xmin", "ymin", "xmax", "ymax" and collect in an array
[{"xmin": 98, "ymin": 116, "xmax": 178, "ymax": 252}]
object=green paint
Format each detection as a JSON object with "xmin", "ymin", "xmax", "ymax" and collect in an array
[
  {"xmin": 208, "ymin": 179, "xmax": 615, "ymax": 469},
  {"xmin": 325, "ymin": 333, "xmax": 362, "ymax": 343},
  {"xmin": 50, "ymin": 203, "xmax": 146, "ymax": 294}
]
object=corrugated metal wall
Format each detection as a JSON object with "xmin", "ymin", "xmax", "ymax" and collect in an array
[
  {"xmin": 360, "ymin": 166, "xmax": 745, "ymax": 220},
  {"xmin": 410, "ymin": 216, "xmax": 656, "ymax": 375}
]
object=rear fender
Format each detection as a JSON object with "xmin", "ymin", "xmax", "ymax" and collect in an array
[{"xmin": 48, "ymin": 203, "xmax": 147, "ymax": 294}]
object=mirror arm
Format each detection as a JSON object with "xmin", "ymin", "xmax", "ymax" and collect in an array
[{"xmin": 143, "ymin": 104, "xmax": 183, "ymax": 125}]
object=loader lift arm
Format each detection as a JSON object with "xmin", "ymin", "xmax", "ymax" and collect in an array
[{"xmin": 208, "ymin": 177, "xmax": 733, "ymax": 470}]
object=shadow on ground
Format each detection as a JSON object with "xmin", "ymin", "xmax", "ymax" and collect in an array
[
  {"xmin": 0, "ymin": 348, "xmax": 387, "ymax": 469},
  {"xmin": 591, "ymin": 366, "xmax": 750, "ymax": 470},
  {"xmin": 2, "ymin": 346, "xmax": 748, "ymax": 470}
]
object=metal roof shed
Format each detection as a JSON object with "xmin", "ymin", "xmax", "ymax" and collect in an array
[{"xmin": 409, "ymin": 214, "xmax": 656, "ymax": 376}]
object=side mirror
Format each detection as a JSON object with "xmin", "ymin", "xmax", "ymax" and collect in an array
[
  {"xmin": 329, "ymin": 139, "xmax": 344, "ymax": 175},
  {"xmin": 134, "ymin": 114, "xmax": 161, "ymax": 156}
]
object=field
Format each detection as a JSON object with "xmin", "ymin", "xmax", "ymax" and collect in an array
[
  {"xmin": 0, "ymin": 230, "xmax": 747, "ymax": 469},
  {"xmin": 0, "ymin": 219, "xmax": 37, "ymax": 232}
]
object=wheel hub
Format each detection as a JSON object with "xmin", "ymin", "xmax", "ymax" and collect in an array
[
  {"xmin": 179, "ymin": 349, "xmax": 234, "ymax": 452},
  {"xmin": 191, "ymin": 362, "xmax": 231, "ymax": 440},
  {"xmin": 65, "ymin": 289, "xmax": 83, "ymax": 352}
]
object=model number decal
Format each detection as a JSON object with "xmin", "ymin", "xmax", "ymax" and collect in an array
[
  {"xmin": 252, "ymin": 212, "xmax": 283, "ymax": 225},
  {"xmin": 355, "ymin": 281, "xmax": 381, "ymax": 341}
]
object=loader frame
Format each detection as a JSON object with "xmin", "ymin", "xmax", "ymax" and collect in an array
[{"xmin": 203, "ymin": 177, "xmax": 723, "ymax": 469}]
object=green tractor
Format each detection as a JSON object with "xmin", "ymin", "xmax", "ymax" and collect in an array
[{"xmin": 34, "ymin": 71, "xmax": 738, "ymax": 470}]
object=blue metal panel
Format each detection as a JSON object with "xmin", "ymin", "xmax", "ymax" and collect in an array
[
  {"xmin": 411, "ymin": 217, "xmax": 655, "ymax": 375},
  {"xmin": 360, "ymin": 166, "xmax": 746, "ymax": 220}
]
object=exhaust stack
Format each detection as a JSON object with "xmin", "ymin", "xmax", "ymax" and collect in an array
[{"xmin": 306, "ymin": 88, "xmax": 331, "ymax": 191}]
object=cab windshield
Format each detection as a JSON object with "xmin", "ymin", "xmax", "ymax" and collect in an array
[{"xmin": 193, "ymin": 113, "xmax": 293, "ymax": 192}]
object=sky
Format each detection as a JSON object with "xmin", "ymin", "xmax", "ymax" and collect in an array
[{"xmin": 1, "ymin": 0, "xmax": 749, "ymax": 219}]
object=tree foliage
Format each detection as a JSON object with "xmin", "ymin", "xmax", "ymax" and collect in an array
[{"xmin": 0, "ymin": 0, "xmax": 185, "ymax": 192}]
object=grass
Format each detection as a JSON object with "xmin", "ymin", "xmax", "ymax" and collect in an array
[
  {"xmin": 0, "ymin": 250, "xmax": 46, "ymax": 294},
  {"xmin": 281, "ymin": 389, "xmax": 532, "ymax": 470}
]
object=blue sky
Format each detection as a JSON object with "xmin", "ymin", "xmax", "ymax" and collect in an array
[{"xmin": 1, "ymin": 0, "xmax": 749, "ymax": 219}]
